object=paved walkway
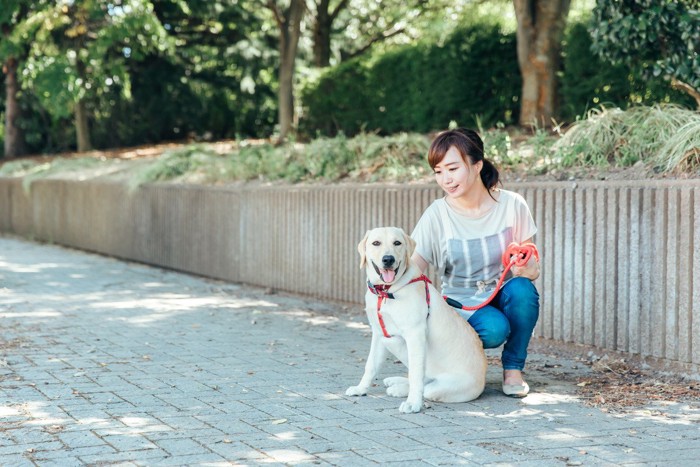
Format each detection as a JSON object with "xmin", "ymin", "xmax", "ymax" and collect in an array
[{"xmin": 1, "ymin": 236, "xmax": 699, "ymax": 466}]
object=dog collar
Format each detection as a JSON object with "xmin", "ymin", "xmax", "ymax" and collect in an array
[{"xmin": 366, "ymin": 281, "xmax": 395, "ymax": 299}]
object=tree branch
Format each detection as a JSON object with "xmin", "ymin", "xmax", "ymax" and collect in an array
[
  {"xmin": 671, "ymin": 78, "xmax": 700, "ymax": 109},
  {"xmin": 342, "ymin": 26, "xmax": 406, "ymax": 60},
  {"xmin": 330, "ymin": 0, "xmax": 350, "ymax": 21},
  {"xmin": 265, "ymin": 0, "xmax": 284, "ymax": 29}
]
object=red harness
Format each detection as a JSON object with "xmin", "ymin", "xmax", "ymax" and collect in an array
[{"xmin": 367, "ymin": 274, "xmax": 432, "ymax": 338}]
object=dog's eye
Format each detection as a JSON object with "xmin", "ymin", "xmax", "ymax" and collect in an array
[
  {"xmin": 393, "ymin": 241, "xmax": 402, "ymax": 246},
  {"xmin": 371, "ymin": 241, "xmax": 381, "ymax": 246}
]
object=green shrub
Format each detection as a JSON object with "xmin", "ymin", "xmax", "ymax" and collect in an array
[
  {"xmin": 560, "ymin": 22, "xmax": 695, "ymax": 121},
  {"xmin": 301, "ymin": 21, "xmax": 520, "ymax": 137}
]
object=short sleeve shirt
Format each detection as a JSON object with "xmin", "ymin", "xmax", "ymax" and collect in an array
[{"xmin": 411, "ymin": 189, "xmax": 537, "ymax": 317}]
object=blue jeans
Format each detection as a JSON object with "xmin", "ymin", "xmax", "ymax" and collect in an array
[{"xmin": 456, "ymin": 278, "xmax": 540, "ymax": 371}]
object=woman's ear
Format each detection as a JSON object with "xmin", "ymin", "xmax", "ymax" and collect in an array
[{"xmin": 357, "ymin": 230, "xmax": 369, "ymax": 269}]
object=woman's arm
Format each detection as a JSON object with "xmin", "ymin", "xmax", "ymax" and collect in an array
[
  {"xmin": 411, "ymin": 252, "xmax": 429, "ymax": 274},
  {"xmin": 511, "ymin": 237, "xmax": 540, "ymax": 280}
]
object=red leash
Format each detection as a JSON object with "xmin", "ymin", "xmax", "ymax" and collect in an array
[{"xmin": 443, "ymin": 242, "xmax": 539, "ymax": 312}]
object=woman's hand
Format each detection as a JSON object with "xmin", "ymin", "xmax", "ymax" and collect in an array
[
  {"xmin": 511, "ymin": 252, "xmax": 539, "ymax": 280},
  {"xmin": 510, "ymin": 239, "xmax": 540, "ymax": 280}
]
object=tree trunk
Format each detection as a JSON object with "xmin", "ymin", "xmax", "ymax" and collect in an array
[
  {"xmin": 3, "ymin": 57, "xmax": 27, "ymax": 158},
  {"xmin": 75, "ymin": 99, "xmax": 92, "ymax": 152},
  {"xmin": 74, "ymin": 58, "xmax": 92, "ymax": 152},
  {"xmin": 513, "ymin": 0, "xmax": 571, "ymax": 128},
  {"xmin": 311, "ymin": 0, "xmax": 350, "ymax": 67},
  {"xmin": 312, "ymin": 1, "xmax": 332, "ymax": 67},
  {"xmin": 277, "ymin": 0, "xmax": 305, "ymax": 142}
]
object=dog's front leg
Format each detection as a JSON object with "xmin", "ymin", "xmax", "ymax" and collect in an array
[
  {"xmin": 346, "ymin": 330, "xmax": 387, "ymax": 396},
  {"xmin": 399, "ymin": 327, "xmax": 427, "ymax": 413}
]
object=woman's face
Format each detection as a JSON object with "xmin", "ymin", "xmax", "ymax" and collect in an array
[{"xmin": 433, "ymin": 146, "xmax": 482, "ymax": 199}]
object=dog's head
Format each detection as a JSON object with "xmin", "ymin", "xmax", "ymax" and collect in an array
[{"xmin": 358, "ymin": 227, "xmax": 416, "ymax": 285}]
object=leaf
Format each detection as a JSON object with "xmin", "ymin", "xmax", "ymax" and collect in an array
[{"xmin": 271, "ymin": 418, "xmax": 288, "ymax": 425}]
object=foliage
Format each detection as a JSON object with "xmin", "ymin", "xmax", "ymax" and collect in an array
[
  {"xmin": 0, "ymin": 156, "xmax": 102, "ymax": 193},
  {"xmin": 550, "ymin": 105, "xmax": 700, "ymax": 172},
  {"xmin": 19, "ymin": 1, "xmax": 171, "ymax": 119},
  {"xmin": 129, "ymin": 132, "xmax": 431, "ymax": 186},
  {"xmin": 590, "ymin": 0, "xmax": 700, "ymax": 102},
  {"xmin": 0, "ymin": 0, "xmax": 277, "ymax": 156},
  {"xmin": 560, "ymin": 22, "xmax": 695, "ymax": 121},
  {"xmin": 301, "ymin": 19, "xmax": 521, "ymax": 136},
  {"xmin": 4, "ymin": 105, "xmax": 699, "ymax": 189}
]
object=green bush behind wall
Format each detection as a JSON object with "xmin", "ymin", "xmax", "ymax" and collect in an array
[
  {"xmin": 301, "ymin": 21, "xmax": 521, "ymax": 137},
  {"xmin": 302, "ymin": 20, "xmax": 694, "ymax": 137}
]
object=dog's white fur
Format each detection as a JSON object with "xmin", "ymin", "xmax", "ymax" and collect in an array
[{"xmin": 346, "ymin": 227, "xmax": 487, "ymax": 413}]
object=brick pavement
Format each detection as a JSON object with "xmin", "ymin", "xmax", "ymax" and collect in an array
[{"xmin": 1, "ymin": 236, "xmax": 699, "ymax": 466}]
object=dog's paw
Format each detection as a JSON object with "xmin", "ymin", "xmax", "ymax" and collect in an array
[
  {"xmin": 345, "ymin": 385, "xmax": 368, "ymax": 397},
  {"xmin": 399, "ymin": 399, "xmax": 423, "ymax": 414},
  {"xmin": 383, "ymin": 376, "xmax": 408, "ymax": 387},
  {"xmin": 386, "ymin": 383, "xmax": 409, "ymax": 398}
]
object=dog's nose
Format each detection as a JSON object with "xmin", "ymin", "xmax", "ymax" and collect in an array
[{"xmin": 382, "ymin": 255, "xmax": 395, "ymax": 268}]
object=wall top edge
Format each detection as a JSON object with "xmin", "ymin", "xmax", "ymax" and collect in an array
[{"xmin": 2, "ymin": 176, "xmax": 700, "ymax": 192}]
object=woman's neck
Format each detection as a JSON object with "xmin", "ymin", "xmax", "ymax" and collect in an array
[{"xmin": 447, "ymin": 186, "xmax": 497, "ymax": 217}]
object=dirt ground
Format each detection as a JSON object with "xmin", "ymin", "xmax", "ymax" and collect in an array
[{"xmin": 526, "ymin": 338, "xmax": 700, "ymax": 414}]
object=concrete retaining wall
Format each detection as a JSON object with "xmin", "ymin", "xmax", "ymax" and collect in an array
[{"xmin": 1, "ymin": 177, "xmax": 698, "ymax": 371}]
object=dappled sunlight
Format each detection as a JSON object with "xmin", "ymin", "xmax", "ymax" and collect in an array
[
  {"xmin": 272, "ymin": 430, "xmax": 302, "ymax": 441},
  {"xmin": 0, "ymin": 308, "xmax": 62, "ymax": 319},
  {"xmin": 321, "ymin": 392, "xmax": 344, "ymax": 401},
  {"xmin": 274, "ymin": 309, "xmax": 340, "ymax": 326},
  {"xmin": 141, "ymin": 282, "xmax": 170, "ymax": 288},
  {"xmin": 521, "ymin": 391, "xmax": 580, "ymax": 405},
  {"xmin": 623, "ymin": 403, "xmax": 700, "ymax": 424},
  {"xmin": 0, "ymin": 405, "xmax": 22, "ymax": 417},
  {"xmin": 258, "ymin": 449, "xmax": 316, "ymax": 464},
  {"xmin": 0, "ymin": 259, "xmax": 65, "ymax": 274},
  {"xmin": 11, "ymin": 401, "xmax": 70, "ymax": 427},
  {"xmin": 74, "ymin": 417, "xmax": 114, "ymax": 428},
  {"xmin": 92, "ymin": 295, "xmax": 279, "ymax": 326}
]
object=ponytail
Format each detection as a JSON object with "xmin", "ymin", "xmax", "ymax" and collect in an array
[{"xmin": 480, "ymin": 158, "xmax": 500, "ymax": 192}]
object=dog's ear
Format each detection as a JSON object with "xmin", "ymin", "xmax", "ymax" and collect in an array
[
  {"xmin": 357, "ymin": 230, "xmax": 370, "ymax": 269},
  {"xmin": 403, "ymin": 231, "xmax": 416, "ymax": 265}
]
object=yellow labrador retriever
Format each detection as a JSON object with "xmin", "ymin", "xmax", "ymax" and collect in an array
[{"xmin": 346, "ymin": 227, "xmax": 487, "ymax": 413}]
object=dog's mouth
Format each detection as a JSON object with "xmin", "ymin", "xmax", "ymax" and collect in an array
[{"xmin": 372, "ymin": 261, "xmax": 400, "ymax": 283}]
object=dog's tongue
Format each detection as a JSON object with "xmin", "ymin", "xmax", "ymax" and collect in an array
[{"xmin": 381, "ymin": 269, "xmax": 396, "ymax": 283}]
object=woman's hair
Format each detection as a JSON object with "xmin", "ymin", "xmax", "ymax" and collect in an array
[{"xmin": 427, "ymin": 128, "xmax": 500, "ymax": 192}]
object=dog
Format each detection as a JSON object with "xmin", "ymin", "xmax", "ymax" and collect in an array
[{"xmin": 346, "ymin": 227, "xmax": 487, "ymax": 413}]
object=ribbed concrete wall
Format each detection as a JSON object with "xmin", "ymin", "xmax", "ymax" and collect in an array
[{"xmin": 1, "ymin": 177, "xmax": 698, "ymax": 370}]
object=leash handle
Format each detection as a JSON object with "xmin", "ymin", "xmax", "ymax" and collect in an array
[
  {"xmin": 502, "ymin": 242, "xmax": 539, "ymax": 268},
  {"xmin": 445, "ymin": 242, "xmax": 540, "ymax": 312}
]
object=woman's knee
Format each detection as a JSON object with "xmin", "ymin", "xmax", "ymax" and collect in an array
[
  {"xmin": 504, "ymin": 277, "xmax": 539, "ymax": 300},
  {"xmin": 478, "ymin": 316, "xmax": 510, "ymax": 349},
  {"xmin": 501, "ymin": 278, "xmax": 540, "ymax": 318}
]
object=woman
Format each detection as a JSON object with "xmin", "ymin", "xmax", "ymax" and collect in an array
[{"xmin": 411, "ymin": 128, "xmax": 540, "ymax": 397}]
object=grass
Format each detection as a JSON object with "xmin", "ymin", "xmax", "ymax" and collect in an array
[
  {"xmin": 1, "ymin": 105, "xmax": 698, "ymax": 186},
  {"xmin": 0, "ymin": 157, "xmax": 103, "ymax": 193},
  {"xmin": 549, "ymin": 104, "xmax": 700, "ymax": 172}
]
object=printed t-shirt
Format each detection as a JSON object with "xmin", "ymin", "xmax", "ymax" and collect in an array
[{"xmin": 411, "ymin": 189, "xmax": 537, "ymax": 318}]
